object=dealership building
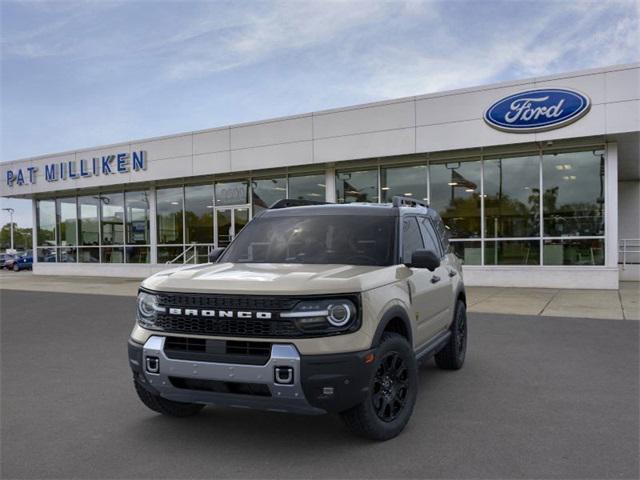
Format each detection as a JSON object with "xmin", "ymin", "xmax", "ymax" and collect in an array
[{"xmin": 1, "ymin": 63, "xmax": 638, "ymax": 289}]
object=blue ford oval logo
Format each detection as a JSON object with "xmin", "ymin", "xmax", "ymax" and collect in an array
[{"xmin": 484, "ymin": 88, "xmax": 591, "ymax": 133}]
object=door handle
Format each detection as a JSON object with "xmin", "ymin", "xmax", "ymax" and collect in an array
[
  {"xmin": 430, "ymin": 275, "xmax": 441, "ymax": 284},
  {"xmin": 448, "ymin": 270, "xmax": 457, "ymax": 277}
]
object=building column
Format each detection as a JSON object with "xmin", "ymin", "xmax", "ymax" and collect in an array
[
  {"xmin": 149, "ymin": 186, "xmax": 158, "ymax": 264},
  {"xmin": 605, "ymin": 142, "xmax": 618, "ymax": 271},
  {"xmin": 31, "ymin": 198, "xmax": 37, "ymax": 265},
  {"xmin": 325, "ymin": 165, "xmax": 336, "ymax": 203}
]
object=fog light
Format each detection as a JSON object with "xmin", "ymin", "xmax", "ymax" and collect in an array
[{"xmin": 145, "ymin": 356, "xmax": 159, "ymax": 374}]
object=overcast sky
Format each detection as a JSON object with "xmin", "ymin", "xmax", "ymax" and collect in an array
[{"xmin": 1, "ymin": 0, "xmax": 639, "ymax": 228}]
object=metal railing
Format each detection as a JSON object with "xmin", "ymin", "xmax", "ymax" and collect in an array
[
  {"xmin": 166, "ymin": 244, "xmax": 197, "ymax": 264},
  {"xmin": 619, "ymin": 238, "xmax": 640, "ymax": 269}
]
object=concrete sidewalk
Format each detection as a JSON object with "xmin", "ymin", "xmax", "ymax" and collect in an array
[{"xmin": 1, "ymin": 270, "xmax": 638, "ymax": 320}]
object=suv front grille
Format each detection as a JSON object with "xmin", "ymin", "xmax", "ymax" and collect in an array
[
  {"xmin": 164, "ymin": 337, "xmax": 273, "ymax": 365},
  {"xmin": 155, "ymin": 292, "xmax": 299, "ymax": 311},
  {"xmin": 155, "ymin": 315, "xmax": 300, "ymax": 337}
]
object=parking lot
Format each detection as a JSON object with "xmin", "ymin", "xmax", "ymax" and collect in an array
[{"xmin": 1, "ymin": 289, "xmax": 639, "ymax": 479}]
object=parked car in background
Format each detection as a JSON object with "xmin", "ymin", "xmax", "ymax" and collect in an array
[
  {"xmin": 12, "ymin": 252, "xmax": 33, "ymax": 271},
  {"xmin": 2, "ymin": 253, "xmax": 17, "ymax": 270}
]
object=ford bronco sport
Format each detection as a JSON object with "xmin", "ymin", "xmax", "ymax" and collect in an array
[{"xmin": 128, "ymin": 196, "xmax": 467, "ymax": 440}]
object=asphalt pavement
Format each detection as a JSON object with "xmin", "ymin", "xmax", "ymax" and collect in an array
[{"xmin": 1, "ymin": 289, "xmax": 638, "ymax": 479}]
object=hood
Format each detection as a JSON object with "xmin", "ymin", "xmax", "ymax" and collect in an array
[{"xmin": 142, "ymin": 262, "xmax": 401, "ymax": 295}]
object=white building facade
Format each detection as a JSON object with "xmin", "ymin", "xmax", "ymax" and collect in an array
[{"xmin": 2, "ymin": 63, "xmax": 639, "ymax": 289}]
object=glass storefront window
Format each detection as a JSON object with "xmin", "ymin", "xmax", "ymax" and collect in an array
[
  {"xmin": 484, "ymin": 155, "xmax": 540, "ymax": 238},
  {"xmin": 449, "ymin": 241, "xmax": 482, "ymax": 265},
  {"xmin": 126, "ymin": 246, "xmax": 150, "ymax": 264},
  {"xmin": 543, "ymin": 238, "xmax": 604, "ymax": 265},
  {"xmin": 542, "ymin": 150, "xmax": 605, "ymax": 237},
  {"xmin": 252, "ymin": 177, "xmax": 286, "ymax": 213},
  {"xmin": 158, "ymin": 246, "xmax": 183, "ymax": 264},
  {"xmin": 101, "ymin": 246, "xmax": 124, "ymax": 263},
  {"xmin": 336, "ymin": 169, "xmax": 378, "ymax": 203},
  {"xmin": 36, "ymin": 200, "xmax": 56, "ymax": 246},
  {"xmin": 430, "ymin": 160, "xmax": 481, "ymax": 238},
  {"xmin": 381, "ymin": 165, "xmax": 428, "ymax": 203},
  {"xmin": 288, "ymin": 173, "xmax": 325, "ymax": 201},
  {"xmin": 37, "ymin": 246, "xmax": 57, "ymax": 262},
  {"xmin": 100, "ymin": 193, "xmax": 124, "ymax": 245},
  {"xmin": 58, "ymin": 246, "xmax": 76, "ymax": 263},
  {"xmin": 77, "ymin": 247, "xmax": 100, "ymax": 263},
  {"xmin": 215, "ymin": 181, "xmax": 248, "ymax": 206},
  {"xmin": 125, "ymin": 191, "xmax": 150, "ymax": 245},
  {"xmin": 77, "ymin": 196, "xmax": 100, "ymax": 246},
  {"xmin": 185, "ymin": 184, "xmax": 214, "ymax": 244},
  {"xmin": 56, "ymin": 198, "xmax": 77, "ymax": 246},
  {"xmin": 157, "ymin": 187, "xmax": 183, "ymax": 244},
  {"xmin": 484, "ymin": 240, "xmax": 540, "ymax": 265}
]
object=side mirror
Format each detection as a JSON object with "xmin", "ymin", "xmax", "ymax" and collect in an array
[
  {"xmin": 407, "ymin": 249, "xmax": 440, "ymax": 271},
  {"xmin": 208, "ymin": 247, "xmax": 225, "ymax": 263}
]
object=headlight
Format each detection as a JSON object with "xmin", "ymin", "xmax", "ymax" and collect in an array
[
  {"xmin": 281, "ymin": 298, "xmax": 358, "ymax": 334},
  {"xmin": 136, "ymin": 291, "xmax": 165, "ymax": 329}
]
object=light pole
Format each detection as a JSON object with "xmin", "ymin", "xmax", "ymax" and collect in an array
[{"xmin": 2, "ymin": 207, "xmax": 15, "ymax": 251}]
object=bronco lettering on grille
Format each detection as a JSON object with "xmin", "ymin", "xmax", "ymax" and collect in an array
[{"xmin": 167, "ymin": 308, "xmax": 273, "ymax": 320}]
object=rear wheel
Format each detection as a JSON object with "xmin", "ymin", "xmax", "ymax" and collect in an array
[
  {"xmin": 435, "ymin": 300, "xmax": 467, "ymax": 370},
  {"xmin": 340, "ymin": 332, "xmax": 417, "ymax": 441},
  {"xmin": 134, "ymin": 380, "xmax": 204, "ymax": 417}
]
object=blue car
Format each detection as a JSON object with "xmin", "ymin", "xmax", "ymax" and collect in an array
[{"xmin": 13, "ymin": 252, "xmax": 33, "ymax": 271}]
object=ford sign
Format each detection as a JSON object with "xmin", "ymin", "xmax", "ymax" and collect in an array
[{"xmin": 484, "ymin": 88, "xmax": 591, "ymax": 133}]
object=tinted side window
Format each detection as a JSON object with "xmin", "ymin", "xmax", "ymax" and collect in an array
[
  {"xmin": 431, "ymin": 215, "xmax": 449, "ymax": 252},
  {"xmin": 402, "ymin": 217, "xmax": 424, "ymax": 263},
  {"xmin": 419, "ymin": 217, "xmax": 443, "ymax": 257}
]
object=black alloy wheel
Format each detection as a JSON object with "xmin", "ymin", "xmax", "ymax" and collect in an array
[{"xmin": 372, "ymin": 351, "xmax": 410, "ymax": 422}]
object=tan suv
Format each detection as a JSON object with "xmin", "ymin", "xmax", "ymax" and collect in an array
[{"xmin": 128, "ymin": 197, "xmax": 467, "ymax": 440}]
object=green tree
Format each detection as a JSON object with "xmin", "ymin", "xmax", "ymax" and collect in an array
[{"xmin": 0, "ymin": 223, "xmax": 32, "ymax": 251}]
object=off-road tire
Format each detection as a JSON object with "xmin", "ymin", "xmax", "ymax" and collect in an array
[
  {"xmin": 435, "ymin": 300, "xmax": 467, "ymax": 370},
  {"xmin": 340, "ymin": 332, "xmax": 417, "ymax": 441},
  {"xmin": 134, "ymin": 380, "xmax": 204, "ymax": 417}
]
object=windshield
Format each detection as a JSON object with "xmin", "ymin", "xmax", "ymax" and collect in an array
[{"xmin": 220, "ymin": 214, "xmax": 397, "ymax": 266}]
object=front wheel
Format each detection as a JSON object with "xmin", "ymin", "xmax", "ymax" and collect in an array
[
  {"xmin": 435, "ymin": 300, "xmax": 467, "ymax": 370},
  {"xmin": 340, "ymin": 332, "xmax": 417, "ymax": 441},
  {"xmin": 12, "ymin": 264, "xmax": 19, "ymax": 272}
]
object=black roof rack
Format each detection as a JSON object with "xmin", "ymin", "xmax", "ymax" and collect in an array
[
  {"xmin": 392, "ymin": 196, "xmax": 429, "ymax": 209},
  {"xmin": 269, "ymin": 198, "xmax": 331, "ymax": 209}
]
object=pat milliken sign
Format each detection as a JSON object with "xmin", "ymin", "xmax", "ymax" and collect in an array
[
  {"xmin": 5, "ymin": 151, "xmax": 147, "ymax": 187},
  {"xmin": 484, "ymin": 88, "xmax": 591, "ymax": 133}
]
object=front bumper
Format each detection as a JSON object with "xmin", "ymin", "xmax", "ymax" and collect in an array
[{"xmin": 128, "ymin": 337, "xmax": 375, "ymax": 415}]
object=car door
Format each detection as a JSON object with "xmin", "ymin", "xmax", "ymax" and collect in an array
[
  {"xmin": 418, "ymin": 217, "xmax": 454, "ymax": 332},
  {"xmin": 401, "ymin": 216, "xmax": 446, "ymax": 347}
]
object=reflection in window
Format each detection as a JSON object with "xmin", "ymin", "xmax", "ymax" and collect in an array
[
  {"xmin": 157, "ymin": 187, "xmax": 183, "ymax": 244},
  {"xmin": 78, "ymin": 196, "xmax": 100, "ymax": 246},
  {"xmin": 125, "ymin": 191, "xmax": 150, "ymax": 245},
  {"xmin": 158, "ymin": 246, "xmax": 183, "ymax": 264},
  {"xmin": 102, "ymin": 246, "xmax": 124, "ymax": 263},
  {"xmin": 215, "ymin": 181, "xmax": 248, "ymax": 206},
  {"xmin": 77, "ymin": 247, "xmax": 99, "ymax": 263},
  {"xmin": 185, "ymin": 184, "xmax": 214, "ymax": 244},
  {"xmin": 100, "ymin": 193, "xmax": 124, "ymax": 245},
  {"xmin": 381, "ymin": 165, "xmax": 428, "ymax": 203},
  {"xmin": 56, "ymin": 198, "xmax": 77, "ymax": 246},
  {"xmin": 543, "ymin": 150, "xmax": 605, "ymax": 237},
  {"xmin": 252, "ymin": 177, "xmax": 286, "ymax": 213},
  {"xmin": 288, "ymin": 173, "xmax": 325, "ymax": 201},
  {"xmin": 336, "ymin": 170, "xmax": 378, "ymax": 203},
  {"xmin": 449, "ymin": 241, "xmax": 481, "ymax": 265},
  {"xmin": 484, "ymin": 240, "xmax": 540, "ymax": 265},
  {"xmin": 430, "ymin": 160, "xmax": 481, "ymax": 238},
  {"xmin": 484, "ymin": 155, "xmax": 540, "ymax": 238},
  {"xmin": 402, "ymin": 217, "xmax": 424, "ymax": 263},
  {"xmin": 126, "ymin": 246, "xmax": 150, "ymax": 264},
  {"xmin": 37, "ymin": 200, "xmax": 56, "ymax": 246},
  {"xmin": 543, "ymin": 238, "xmax": 604, "ymax": 265}
]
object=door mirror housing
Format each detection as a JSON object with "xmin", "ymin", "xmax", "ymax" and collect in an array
[
  {"xmin": 407, "ymin": 249, "xmax": 440, "ymax": 271},
  {"xmin": 208, "ymin": 247, "xmax": 226, "ymax": 263}
]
